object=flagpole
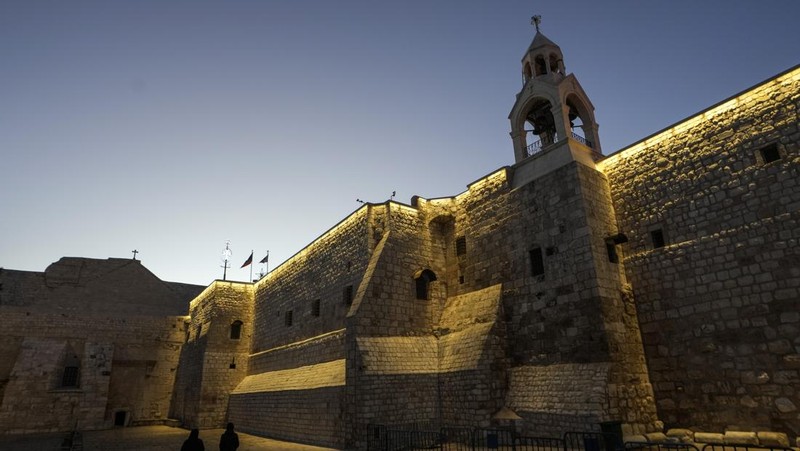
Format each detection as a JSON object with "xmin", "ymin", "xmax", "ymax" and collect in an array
[
  {"xmin": 257, "ymin": 250, "xmax": 269, "ymax": 280},
  {"xmin": 249, "ymin": 249, "xmax": 253, "ymax": 282}
]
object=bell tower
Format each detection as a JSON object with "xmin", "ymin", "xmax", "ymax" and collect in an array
[{"xmin": 509, "ymin": 16, "xmax": 602, "ymax": 164}]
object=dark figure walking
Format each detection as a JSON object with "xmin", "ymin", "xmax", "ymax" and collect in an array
[
  {"xmin": 181, "ymin": 429, "xmax": 205, "ymax": 451},
  {"xmin": 219, "ymin": 422, "xmax": 239, "ymax": 451}
]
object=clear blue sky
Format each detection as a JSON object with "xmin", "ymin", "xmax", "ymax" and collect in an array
[{"xmin": 1, "ymin": 1, "xmax": 798, "ymax": 285}]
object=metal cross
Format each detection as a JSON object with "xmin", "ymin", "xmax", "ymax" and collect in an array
[
  {"xmin": 531, "ymin": 15, "xmax": 542, "ymax": 32},
  {"xmin": 131, "ymin": 249, "xmax": 139, "ymax": 260}
]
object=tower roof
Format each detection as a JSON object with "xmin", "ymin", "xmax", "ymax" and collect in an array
[{"xmin": 526, "ymin": 31, "xmax": 561, "ymax": 54}]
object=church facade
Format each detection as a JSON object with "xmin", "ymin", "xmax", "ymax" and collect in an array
[{"xmin": 1, "ymin": 26, "xmax": 799, "ymax": 449}]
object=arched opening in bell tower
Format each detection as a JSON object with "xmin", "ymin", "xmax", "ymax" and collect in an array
[
  {"xmin": 523, "ymin": 98, "xmax": 557, "ymax": 156},
  {"xmin": 549, "ymin": 53, "xmax": 562, "ymax": 76},
  {"xmin": 566, "ymin": 95, "xmax": 595, "ymax": 149},
  {"xmin": 534, "ymin": 55, "xmax": 547, "ymax": 76},
  {"xmin": 523, "ymin": 62, "xmax": 532, "ymax": 82}
]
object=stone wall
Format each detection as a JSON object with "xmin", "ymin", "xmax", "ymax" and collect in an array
[
  {"xmin": 171, "ymin": 281, "xmax": 253, "ymax": 429},
  {"xmin": 0, "ymin": 308, "xmax": 186, "ymax": 433},
  {"xmin": 344, "ymin": 202, "xmax": 473, "ymax": 446},
  {"xmin": 228, "ymin": 386, "xmax": 345, "ymax": 447},
  {"xmin": 252, "ymin": 207, "xmax": 374, "ymax": 354},
  {"xmin": 228, "ymin": 339, "xmax": 346, "ymax": 446},
  {"xmin": 425, "ymin": 148, "xmax": 659, "ymax": 434},
  {"xmin": 507, "ymin": 363, "xmax": 611, "ymax": 435},
  {"xmin": 229, "ymin": 206, "xmax": 378, "ymax": 447},
  {"xmin": 0, "ymin": 259, "xmax": 198, "ymax": 316},
  {"xmin": 600, "ymin": 68, "xmax": 800, "ymax": 434},
  {"xmin": 437, "ymin": 285, "xmax": 508, "ymax": 429}
]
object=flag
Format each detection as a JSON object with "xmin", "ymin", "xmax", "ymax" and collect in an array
[
  {"xmin": 240, "ymin": 251, "xmax": 253, "ymax": 268},
  {"xmin": 259, "ymin": 251, "xmax": 269, "ymax": 264}
]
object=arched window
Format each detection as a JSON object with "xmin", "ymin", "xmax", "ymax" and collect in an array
[
  {"xmin": 230, "ymin": 320, "xmax": 243, "ymax": 340},
  {"xmin": 414, "ymin": 269, "xmax": 437, "ymax": 300},
  {"xmin": 523, "ymin": 62, "xmax": 532, "ymax": 81}
]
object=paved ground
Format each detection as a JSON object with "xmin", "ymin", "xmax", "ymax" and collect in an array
[{"xmin": 0, "ymin": 425, "xmax": 342, "ymax": 450}]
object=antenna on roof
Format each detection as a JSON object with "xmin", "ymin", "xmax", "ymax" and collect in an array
[
  {"xmin": 390, "ymin": 191, "xmax": 396, "ymax": 201},
  {"xmin": 221, "ymin": 241, "xmax": 232, "ymax": 281}
]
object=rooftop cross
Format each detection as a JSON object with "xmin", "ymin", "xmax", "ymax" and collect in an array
[
  {"xmin": 131, "ymin": 249, "xmax": 139, "ymax": 260},
  {"xmin": 531, "ymin": 15, "xmax": 542, "ymax": 32}
]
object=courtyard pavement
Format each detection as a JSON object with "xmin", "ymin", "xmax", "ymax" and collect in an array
[{"xmin": 0, "ymin": 425, "xmax": 342, "ymax": 450}]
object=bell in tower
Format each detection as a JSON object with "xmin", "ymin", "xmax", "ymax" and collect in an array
[{"xmin": 509, "ymin": 16, "xmax": 602, "ymax": 164}]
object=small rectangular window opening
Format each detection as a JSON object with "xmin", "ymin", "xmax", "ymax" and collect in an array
[
  {"xmin": 604, "ymin": 233, "xmax": 626, "ymax": 264},
  {"xmin": 455, "ymin": 236, "xmax": 467, "ymax": 256},
  {"xmin": 311, "ymin": 299, "xmax": 321, "ymax": 317},
  {"xmin": 530, "ymin": 248, "xmax": 545, "ymax": 277},
  {"xmin": 230, "ymin": 321, "xmax": 243, "ymax": 339},
  {"xmin": 651, "ymin": 229, "xmax": 666, "ymax": 249},
  {"xmin": 606, "ymin": 242, "xmax": 619, "ymax": 264},
  {"xmin": 285, "ymin": 310, "xmax": 293, "ymax": 326},
  {"xmin": 760, "ymin": 143, "xmax": 780, "ymax": 164},
  {"xmin": 62, "ymin": 366, "xmax": 79, "ymax": 387},
  {"xmin": 343, "ymin": 285, "xmax": 354, "ymax": 306},
  {"xmin": 415, "ymin": 277, "xmax": 429, "ymax": 300}
]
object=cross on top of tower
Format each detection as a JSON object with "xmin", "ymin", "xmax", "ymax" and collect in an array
[{"xmin": 531, "ymin": 15, "xmax": 542, "ymax": 32}]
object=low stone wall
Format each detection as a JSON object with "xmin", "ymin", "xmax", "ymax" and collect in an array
[{"xmin": 228, "ymin": 385, "xmax": 345, "ymax": 448}]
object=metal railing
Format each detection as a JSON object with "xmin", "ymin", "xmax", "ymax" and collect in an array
[
  {"xmin": 368, "ymin": 425, "xmax": 623, "ymax": 451},
  {"xmin": 563, "ymin": 432, "xmax": 618, "ymax": 451},
  {"xmin": 701, "ymin": 444, "xmax": 795, "ymax": 451},
  {"xmin": 625, "ymin": 443, "xmax": 700, "ymax": 451},
  {"xmin": 524, "ymin": 131, "xmax": 596, "ymax": 158},
  {"xmin": 525, "ymin": 133, "xmax": 557, "ymax": 157},
  {"xmin": 515, "ymin": 436, "xmax": 567, "ymax": 451},
  {"xmin": 624, "ymin": 442, "xmax": 795, "ymax": 451},
  {"xmin": 570, "ymin": 132, "xmax": 593, "ymax": 149}
]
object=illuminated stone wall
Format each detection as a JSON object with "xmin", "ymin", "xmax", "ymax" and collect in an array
[
  {"xmin": 410, "ymin": 152, "xmax": 658, "ymax": 436},
  {"xmin": 0, "ymin": 308, "xmax": 187, "ymax": 433},
  {"xmin": 0, "ymin": 260, "xmax": 201, "ymax": 434},
  {"xmin": 170, "ymin": 281, "xmax": 253, "ymax": 429},
  {"xmin": 226, "ymin": 207, "xmax": 377, "ymax": 446},
  {"xmin": 600, "ymin": 67, "xmax": 800, "ymax": 433},
  {"xmin": 251, "ymin": 207, "xmax": 375, "ymax": 353}
]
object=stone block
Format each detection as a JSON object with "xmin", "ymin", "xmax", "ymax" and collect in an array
[
  {"xmin": 644, "ymin": 432, "xmax": 668, "ymax": 443},
  {"xmin": 623, "ymin": 434, "xmax": 647, "ymax": 444},
  {"xmin": 694, "ymin": 433, "xmax": 725, "ymax": 444},
  {"xmin": 666, "ymin": 428, "xmax": 695, "ymax": 443},
  {"xmin": 756, "ymin": 432, "xmax": 789, "ymax": 447},
  {"xmin": 723, "ymin": 431, "xmax": 758, "ymax": 445}
]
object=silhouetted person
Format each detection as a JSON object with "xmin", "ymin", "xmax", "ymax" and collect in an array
[
  {"xmin": 219, "ymin": 422, "xmax": 239, "ymax": 451},
  {"xmin": 181, "ymin": 428, "xmax": 205, "ymax": 451}
]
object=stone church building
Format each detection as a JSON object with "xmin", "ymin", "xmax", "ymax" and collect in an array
[{"xmin": 1, "ymin": 26, "xmax": 798, "ymax": 449}]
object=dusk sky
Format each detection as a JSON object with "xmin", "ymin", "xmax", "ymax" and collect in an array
[{"xmin": 1, "ymin": 1, "xmax": 798, "ymax": 286}]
